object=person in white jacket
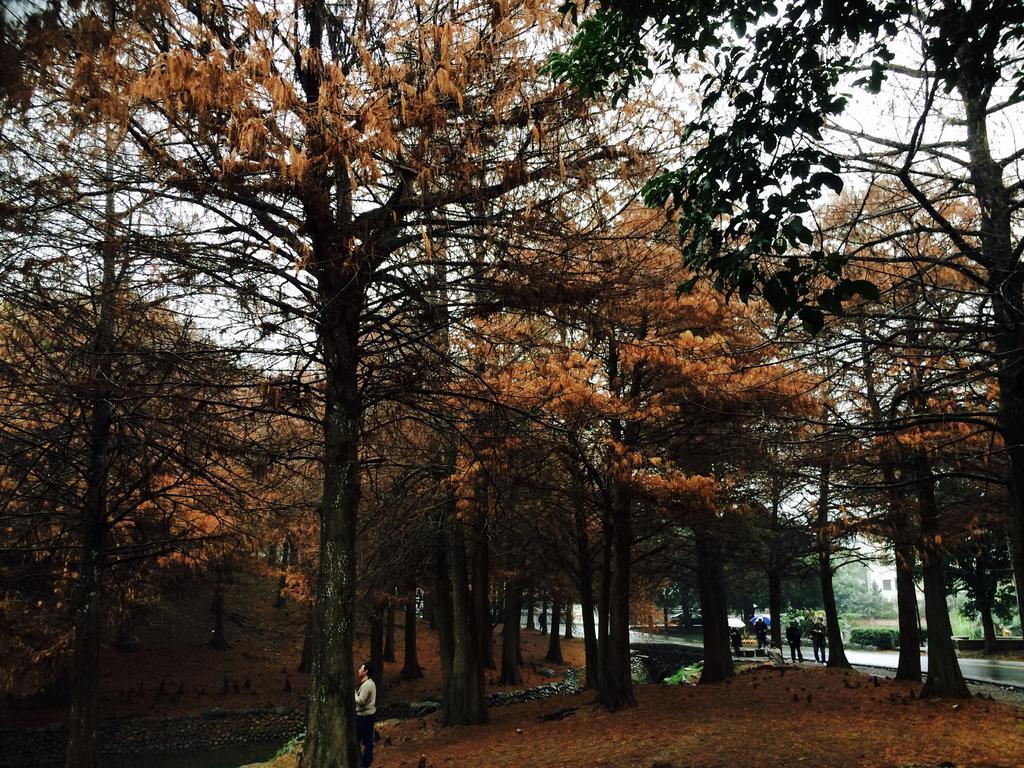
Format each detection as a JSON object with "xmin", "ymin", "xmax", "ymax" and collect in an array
[{"xmin": 354, "ymin": 661, "xmax": 377, "ymax": 767}]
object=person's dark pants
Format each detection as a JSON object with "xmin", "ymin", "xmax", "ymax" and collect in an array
[
  {"xmin": 788, "ymin": 641, "xmax": 803, "ymax": 662},
  {"xmin": 813, "ymin": 639, "xmax": 826, "ymax": 663},
  {"xmin": 356, "ymin": 713, "xmax": 376, "ymax": 767},
  {"xmin": 756, "ymin": 633, "xmax": 766, "ymax": 649}
]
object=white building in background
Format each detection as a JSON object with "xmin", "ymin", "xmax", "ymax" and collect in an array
[
  {"xmin": 851, "ymin": 536, "xmax": 916, "ymax": 600},
  {"xmin": 863, "ymin": 548, "xmax": 898, "ymax": 596}
]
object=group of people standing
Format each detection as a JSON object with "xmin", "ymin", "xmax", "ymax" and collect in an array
[
  {"xmin": 786, "ymin": 617, "xmax": 828, "ymax": 664},
  {"xmin": 731, "ymin": 616, "xmax": 829, "ymax": 664}
]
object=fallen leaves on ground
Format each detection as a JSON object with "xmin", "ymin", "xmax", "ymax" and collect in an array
[
  {"xmin": 2, "ymin": 570, "xmax": 585, "ymax": 727},
  {"xmin": 266, "ymin": 666, "xmax": 1024, "ymax": 768}
]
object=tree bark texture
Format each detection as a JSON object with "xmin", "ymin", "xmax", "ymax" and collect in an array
[
  {"xmin": 595, "ymin": 483, "xmax": 635, "ymax": 710},
  {"xmin": 499, "ymin": 583, "xmax": 523, "ymax": 685},
  {"xmin": 400, "ymin": 593, "xmax": 423, "ymax": 680},
  {"xmin": 767, "ymin": 569, "xmax": 782, "ymax": 650},
  {"xmin": 302, "ymin": 276, "xmax": 363, "ymax": 768},
  {"xmin": 299, "ymin": 610, "xmax": 314, "ymax": 674},
  {"xmin": 66, "ymin": 164, "xmax": 118, "ymax": 768},
  {"xmin": 369, "ymin": 608, "xmax": 384, "ymax": 701},
  {"xmin": 440, "ymin": 518, "xmax": 488, "ymax": 725},
  {"xmin": 892, "ymin": 513, "xmax": 922, "ymax": 681},
  {"xmin": 384, "ymin": 601, "xmax": 397, "ymax": 663},
  {"xmin": 573, "ymin": 493, "xmax": 600, "ymax": 690},
  {"xmin": 423, "ymin": 589, "xmax": 436, "ymax": 631},
  {"xmin": 915, "ymin": 454, "xmax": 969, "ymax": 698},
  {"xmin": 470, "ymin": 504, "xmax": 494, "ymax": 672},
  {"xmin": 768, "ymin": 476, "xmax": 783, "ymax": 649},
  {"xmin": 954, "ymin": 54, "xmax": 1024, "ymax": 629},
  {"xmin": 695, "ymin": 526, "xmax": 734, "ymax": 684},
  {"xmin": 858, "ymin": 326, "xmax": 924, "ymax": 679},
  {"xmin": 65, "ymin": 495, "xmax": 105, "ymax": 768},
  {"xmin": 545, "ymin": 599, "xmax": 564, "ymax": 665},
  {"xmin": 980, "ymin": 604, "xmax": 998, "ymax": 653},
  {"xmin": 208, "ymin": 574, "xmax": 230, "ymax": 650},
  {"xmin": 816, "ymin": 449, "xmax": 850, "ymax": 668}
]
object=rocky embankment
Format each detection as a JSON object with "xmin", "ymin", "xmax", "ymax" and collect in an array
[{"xmin": 0, "ymin": 706, "xmax": 303, "ymax": 768}]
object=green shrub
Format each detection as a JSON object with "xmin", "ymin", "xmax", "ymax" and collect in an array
[
  {"xmin": 274, "ymin": 734, "xmax": 303, "ymax": 759},
  {"xmin": 664, "ymin": 661, "xmax": 703, "ymax": 686},
  {"xmin": 850, "ymin": 627, "xmax": 899, "ymax": 650}
]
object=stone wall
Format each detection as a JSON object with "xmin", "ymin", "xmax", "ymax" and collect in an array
[
  {"xmin": 0, "ymin": 706, "xmax": 303, "ymax": 768},
  {"xmin": 952, "ymin": 637, "xmax": 1024, "ymax": 651}
]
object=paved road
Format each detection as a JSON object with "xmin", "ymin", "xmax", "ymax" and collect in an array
[{"xmin": 629, "ymin": 630, "xmax": 1024, "ymax": 688}]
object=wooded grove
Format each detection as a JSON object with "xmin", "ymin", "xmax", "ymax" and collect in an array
[{"xmin": 2, "ymin": 1, "xmax": 1023, "ymax": 767}]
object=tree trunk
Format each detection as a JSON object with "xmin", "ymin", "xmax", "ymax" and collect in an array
[
  {"xmin": 471, "ymin": 503, "xmax": 494, "ymax": 671},
  {"xmin": 66, "ymin": 495, "xmax": 105, "ymax": 768},
  {"xmin": 545, "ymin": 600, "xmax": 564, "ymax": 665},
  {"xmin": 980, "ymin": 603, "xmax": 998, "ymax": 653},
  {"xmin": 539, "ymin": 596, "xmax": 548, "ymax": 634},
  {"xmin": 682, "ymin": 604, "xmax": 694, "ymax": 631},
  {"xmin": 564, "ymin": 603, "xmax": 573, "ymax": 640},
  {"xmin": 767, "ymin": 569, "xmax": 782, "ymax": 649},
  {"xmin": 695, "ymin": 526, "xmax": 734, "ymax": 684},
  {"xmin": 66, "ymin": 144, "xmax": 119, "ymax": 768},
  {"xmin": 768, "ymin": 475, "xmax": 783, "ymax": 649},
  {"xmin": 816, "ymin": 448, "xmax": 850, "ymax": 668},
  {"xmin": 369, "ymin": 607, "xmax": 384, "ymax": 700},
  {"xmin": 573, "ymin": 491, "xmax": 600, "ymax": 690},
  {"xmin": 441, "ymin": 519, "xmax": 488, "ymax": 725},
  {"xmin": 861, "ymin": 330, "xmax": 922, "ymax": 680},
  {"xmin": 302, "ymin": 276, "xmax": 362, "ymax": 768},
  {"xmin": 954, "ymin": 59, "xmax": 1024, "ymax": 630},
  {"xmin": 434, "ymin": 514, "xmax": 454, "ymax": 694},
  {"xmin": 274, "ymin": 574, "xmax": 287, "ymax": 609},
  {"xmin": 596, "ymin": 504, "xmax": 611, "ymax": 682},
  {"xmin": 400, "ymin": 592, "xmax": 423, "ymax": 680},
  {"xmin": 500, "ymin": 583, "xmax": 523, "ymax": 685},
  {"xmin": 384, "ymin": 601, "xmax": 397, "ymax": 663},
  {"xmin": 596, "ymin": 484, "xmax": 635, "ymax": 710},
  {"xmin": 915, "ymin": 454, "xmax": 969, "ymax": 698},
  {"xmin": 525, "ymin": 588, "xmax": 536, "ymax": 631},
  {"xmin": 208, "ymin": 572, "xmax": 230, "ymax": 650},
  {"xmin": 515, "ymin": 616, "xmax": 524, "ymax": 666},
  {"xmin": 893, "ymin": 520, "xmax": 922, "ymax": 680},
  {"xmin": 423, "ymin": 588, "xmax": 436, "ymax": 630},
  {"xmin": 299, "ymin": 610, "xmax": 314, "ymax": 673}
]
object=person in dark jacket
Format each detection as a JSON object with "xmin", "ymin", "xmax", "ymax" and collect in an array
[
  {"xmin": 730, "ymin": 627, "xmax": 743, "ymax": 655},
  {"xmin": 810, "ymin": 617, "xmax": 827, "ymax": 663},
  {"xmin": 753, "ymin": 617, "xmax": 768, "ymax": 650},
  {"xmin": 785, "ymin": 620, "xmax": 804, "ymax": 662}
]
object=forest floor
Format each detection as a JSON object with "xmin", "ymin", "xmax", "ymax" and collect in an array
[
  {"xmin": 7, "ymin": 570, "xmax": 1024, "ymax": 767},
  {"xmin": 260, "ymin": 665, "xmax": 1024, "ymax": 768},
  {"xmin": 2, "ymin": 567, "xmax": 585, "ymax": 727}
]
